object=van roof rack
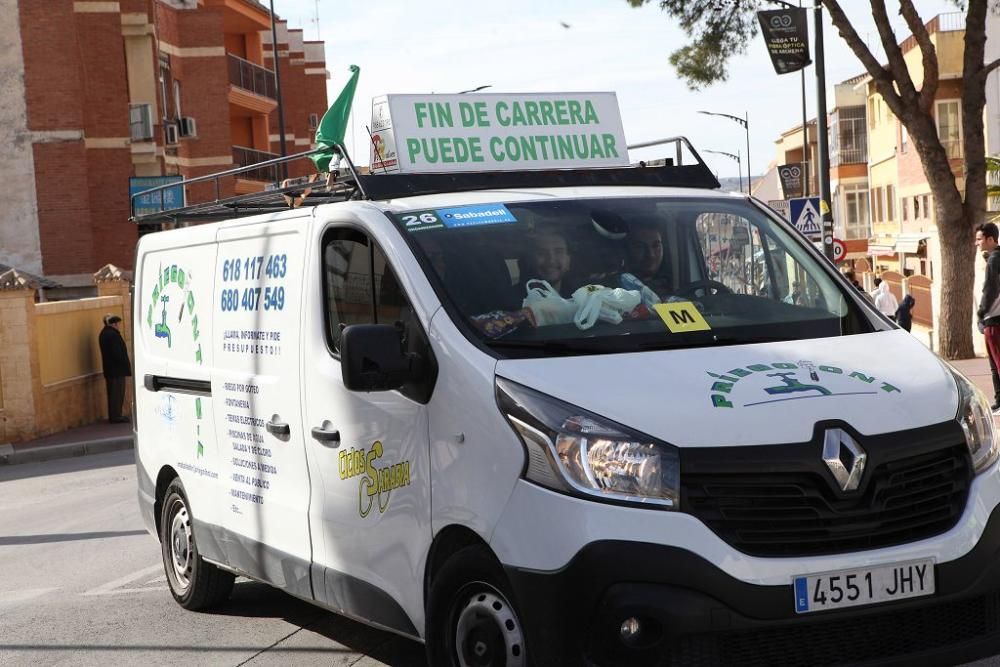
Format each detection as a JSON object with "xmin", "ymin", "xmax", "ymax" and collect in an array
[{"xmin": 130, "ymin": 138, "xmax": 719, "ymax": 225}]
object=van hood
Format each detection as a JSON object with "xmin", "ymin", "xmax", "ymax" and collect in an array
[{"xmin": 494, "ymin": 330, "xmax": 958, "ymax": 447}]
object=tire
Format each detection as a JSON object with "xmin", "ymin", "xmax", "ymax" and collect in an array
[
  {"xmin": 159, "ymin": 478, "xmax": 234, "ymax": 610},
  {"xmin": 426, "ymin": 545, "xmax": 529, "ymax": 667}
]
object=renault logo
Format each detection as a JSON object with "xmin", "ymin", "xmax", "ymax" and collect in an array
[{"xmin": 823, "ymin": 428, "xmax": 866, "ymax": 492}]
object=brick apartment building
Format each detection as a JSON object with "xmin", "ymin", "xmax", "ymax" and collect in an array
[{"xmin": 0, "ymin": 0, "xmax": 328, "ymax": 295}]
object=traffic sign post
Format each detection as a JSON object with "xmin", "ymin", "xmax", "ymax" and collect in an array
[{"xmin": 788, "ymin": 196, "xmax": 822, "ymax": 238}]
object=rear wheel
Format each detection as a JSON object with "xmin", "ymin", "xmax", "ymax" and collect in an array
[
  {"xmin": 427, "ymin": 546, "xmax": 528, "ymax": 667},
  {"xmin": 159, "ymin": 478, "xmax": 234, "ymax": 610}
]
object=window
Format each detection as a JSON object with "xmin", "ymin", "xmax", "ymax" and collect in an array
[
  {"xmin": 923, "ymin": 195, "xmax": 931, "ymax": 219},
  {"xmin": 324, "ymin": 230, "xmax": 374, "ymax": 351},
  {"xmin": 901, "ymin": 124, "xmax": 909, "ymax": 152},
  {"xmin": 398, "ymin": 197, "xmax": 875, "ymax": 357},
  {"xmin": 902, "ymin": 197, "xmax": 908, "ymax": 221},
  {"xmin": 129, "ymin": 103, "xmax": 153, "ymax": 141},
  {"xmin": 844, "ymin": 184, "xmax": 870, "ymax": 240},
  {"xmin": 872, "ymin": 186, "xmax": 884, "ymax": 223},
  {"xmin": 886, "ymin": 185, "xmax": 895, "ymax": 221},
  {"xmin": 914, "ymin": 196, "xmax": 921, "ymax": 219},
  {"xmin": 173, "ymin": 81, "xmax": 183, "ymax": 119},
  {"xmin": 936, "ymin": 100, "xmax": 961, "ymax": 158},
  {"xmin": 323, "ymin": 229, "xmax": 420, "ymax": 353},
  {"xmin": 309, "ymin": 113, "xmax": 319, "ymax": 130}
]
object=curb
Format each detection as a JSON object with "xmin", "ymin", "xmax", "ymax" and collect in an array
[{"xmin": 0, "ymin": 436, "xmax": 134, "ymax": 466}]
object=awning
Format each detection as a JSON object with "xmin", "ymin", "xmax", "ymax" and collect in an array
[
  {"xmin": 895, "ymin": 233, "xmax": 930, "ymax": 254},
  {"xmin": 867, "ymin": 243, "xmax": 896, "ymax": 256}
]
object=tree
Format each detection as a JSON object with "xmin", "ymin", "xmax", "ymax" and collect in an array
[{"xmin": 628, "ymin": 0, "xmax": 999, "ymax": 358}]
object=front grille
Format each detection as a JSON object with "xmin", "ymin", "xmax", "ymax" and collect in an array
[
  {"xmin": 673, "ymin": 592, "xmax": 1000, "ymax": 666},
  {"xmin": 683, "ymin": 443, "xmax": 971, "ymax": 557}
]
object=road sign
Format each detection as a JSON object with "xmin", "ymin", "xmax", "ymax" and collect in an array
[
  {"xmin": 789, "ymin": 197, "xmax": 822, "ymax": 237},
  {"xmin": 130, "ymin": 176, "xmax": 184, "ymax": 216},
  {"xmin": 831, "ymin": 238, "xmax": 846, "ymax": 262}
]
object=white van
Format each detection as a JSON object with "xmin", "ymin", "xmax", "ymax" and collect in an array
[{"xmin": 133, "ymin": 99, "xmax": 1000, "ymax": 667}]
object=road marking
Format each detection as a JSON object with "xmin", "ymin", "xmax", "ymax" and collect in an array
[
  {"xmin": 0, "ymin": 588, "xmax": 57, "ymax": 605},
  {"xmin": 82, "ymin": 564, "xmax": 166, "ymax": 596}
]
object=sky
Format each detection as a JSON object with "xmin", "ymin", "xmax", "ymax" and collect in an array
[{"xmin": 271, "ymin": 0, "xmax": 961, "ymax": 179}]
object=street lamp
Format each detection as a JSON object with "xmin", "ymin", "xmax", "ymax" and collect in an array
[
  {"xmin": 704, "ymin": 149, "xmax": 743, "ymax": 193},
  {"xmin": 699, "ymin": 110, "xmax": 751, "ymax": 194},
  {"xmin": 457, "ymin": 85, "xmax": 493, "ymax": 94}
]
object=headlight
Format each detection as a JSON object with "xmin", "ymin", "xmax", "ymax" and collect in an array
[
  {"xmin": 949, "ymin": 366, "xmax": 1000, "ymax": 474},
  {"xmin": 496, "ymin": 377, "xmax": 680, "ymax": 509}
]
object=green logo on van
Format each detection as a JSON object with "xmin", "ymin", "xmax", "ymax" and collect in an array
[
  {"xmin": 145, "ymin": 262, "xmax": 205, "ymax": 458},
  {"xmin": 708, "ymin": 360, "xmax": 901, "ymax": 408}
]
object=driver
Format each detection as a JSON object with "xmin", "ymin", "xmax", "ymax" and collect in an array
[{"xmin": 622, "ymin": 222, "xmax": 671, "ymax": 298}]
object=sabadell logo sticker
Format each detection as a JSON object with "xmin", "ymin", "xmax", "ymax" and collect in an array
[{"xmin": 708, "ymin": 359, "xmax": 901, "ymax": 409}]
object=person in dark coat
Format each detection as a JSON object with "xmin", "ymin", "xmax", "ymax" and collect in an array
[
  {"xmin": 99, "ymin": 314, "xmax": 131, "ymax": 423},
  {"xmin": 895, "ymin": 294, "xmax": 915, "ymax": 332}
]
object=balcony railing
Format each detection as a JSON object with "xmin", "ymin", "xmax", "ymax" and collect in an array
[
  {"xmin": 233, "ymin": 146, "xmax": 280, "ymax": 182},
  {"xmin": 833, "ymin": 145, "xmax": 868, "ymax": 166},
  {"xmin": 228, "ymin": 54, "xmax": 276, "ymax": 100}
]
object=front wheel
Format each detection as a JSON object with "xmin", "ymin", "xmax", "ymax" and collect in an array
[
  {"xmin": 159, "ymin": 478, "xmax": 234, "ymax": 610},
  {"xmin": 426, "ymin": 546, "xmax": 528, "ymax": 667}
]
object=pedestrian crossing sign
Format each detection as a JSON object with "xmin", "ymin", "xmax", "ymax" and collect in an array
[{"xmin": 789, "ymin": 197, "xmax": 822, "ymax": 238}]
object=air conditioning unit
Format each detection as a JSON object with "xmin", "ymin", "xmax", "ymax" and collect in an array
[
  {"xmin": 164, "ymin": 122, "xmax": 179, "ymax": 145},
  {"xmin": 179, "ymin": 116, "xmax": 197, "ymax": 138}
]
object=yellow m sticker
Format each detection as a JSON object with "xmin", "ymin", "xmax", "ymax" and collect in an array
[{"xmin": 654, "ymin": 302, "xmax": 712, "ymax": 333}]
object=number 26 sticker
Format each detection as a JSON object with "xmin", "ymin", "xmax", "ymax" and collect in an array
[{"xmin": 399, "ymin": 210, "xmax": 444, "ymax": 232}]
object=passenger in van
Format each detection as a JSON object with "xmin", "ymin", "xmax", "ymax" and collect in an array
[{"xmin": 516, "ymin": 227, "xmax": 574, "ymax": 297}]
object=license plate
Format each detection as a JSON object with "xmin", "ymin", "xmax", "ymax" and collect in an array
[{"xmin": 793, "ymin": 559, "xmax": 935, "ymax": 614}]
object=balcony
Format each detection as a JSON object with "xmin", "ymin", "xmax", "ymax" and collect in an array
[
  {"xmin": 233, "ymin": 145, "xmax": 279, "ymax": 182},
  {"xmin": 228, "ymin": 54, "xmax": 276, "ymax": 100}
]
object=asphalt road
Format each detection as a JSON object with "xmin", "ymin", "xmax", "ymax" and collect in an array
[{"xmin": 0, "ymin": 450, "xmax": 426, "ymax": 666}]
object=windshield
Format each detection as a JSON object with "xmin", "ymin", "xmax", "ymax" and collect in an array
[{"xmin": 393, "ymin": 196, "xmax": 875, "ymax": 357}]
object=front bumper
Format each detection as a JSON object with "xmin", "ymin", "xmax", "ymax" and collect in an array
[{"xmin": 505, "ymin": 504, "xmax": 1000, "ymax": 667}]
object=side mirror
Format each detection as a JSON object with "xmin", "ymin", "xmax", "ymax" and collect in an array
[{"xmin": 340, "ymin": 324, "xmax": 414, "ymax": 392}]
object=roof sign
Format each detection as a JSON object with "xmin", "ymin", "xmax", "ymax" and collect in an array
[{"xmin": 369, "ymin": 92, "xmax": 629, "ymax": 174}]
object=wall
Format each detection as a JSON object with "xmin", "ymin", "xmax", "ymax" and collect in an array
[
  {"xmin": 0, "ymin": 273, "xmax": 133, "ymax": 444},
  {"xmin": 0, "ymin": 0, "xmax": 44, "ymax": 274}
]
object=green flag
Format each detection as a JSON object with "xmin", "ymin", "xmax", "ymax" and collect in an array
[{"xmin": 311, "ymin": 64, "xmax": 360, "ymax": 172}]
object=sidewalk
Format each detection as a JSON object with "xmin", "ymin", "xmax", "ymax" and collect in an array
[
  {"xmin": 0, "ymin": 420, "xmax": 133, "ymax": 466},
  {"xmin": 0, "ymin": 355, "xmax": 996, "ymax": 468}
]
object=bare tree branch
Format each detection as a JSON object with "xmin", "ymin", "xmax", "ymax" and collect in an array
[
  {"xmin": 983, "ymin": 57, "xmax": 1000, "ymax": 82},
  {"xmin": 898, "ymin": 0, "xmax": 938, "ymax": 112},
  {"xmin": 821, "ymin": 0, "xmax": 902, "ymax": 109},
  {"xmin": 868, "ymin": 0, "xmax": 919, "ymax": 108}
]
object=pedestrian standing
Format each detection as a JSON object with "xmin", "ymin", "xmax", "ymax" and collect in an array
[
  {"xmin": 895, "ymin": 294, "xmax": 915, "ymax": 332},
  {"xmin": 874, "ymin": 281, "xmax": 899, "ymax": 321},
  {"xmin": 977, "ymin": 223, "xmax": 1000, "ymax": 411},
  {"xmin": 99, "ymin": 314, "xmax": 131, "ymax": 423}
]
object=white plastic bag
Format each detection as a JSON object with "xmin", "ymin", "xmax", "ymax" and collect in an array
[
  {"xmin": 571, "ymin": 285, "xmax": 641, "ymax": 330},
  {"xmin": 522, "ymin": 279, "xmax": 577, "ymax": 326}
]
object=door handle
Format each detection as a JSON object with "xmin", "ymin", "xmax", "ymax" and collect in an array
[
  {"xmin": 266, "ymin": 418, "xmax": 290, "ymax": 436},
  {"xmin": 311, "ymin": 423, "xmax": 340, "ymax": 444}
]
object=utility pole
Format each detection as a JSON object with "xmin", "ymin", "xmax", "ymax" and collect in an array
[
  {"xmin": 269, "ymin": 0, "xmax": 288, "ymax": 179},
  {"xmin": 814, "ymin": 0, "xmax": 834, "ymax": 261}
]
